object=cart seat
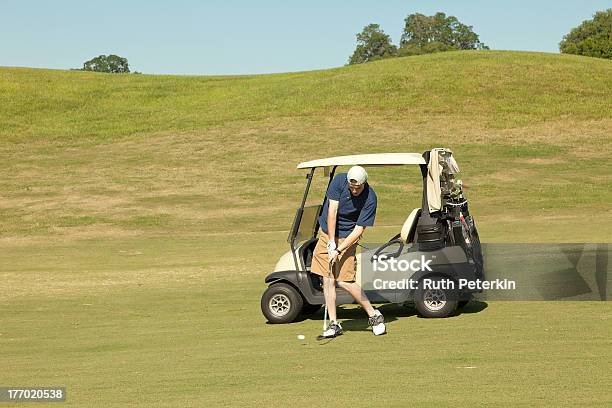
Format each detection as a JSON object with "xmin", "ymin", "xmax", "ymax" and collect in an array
[{"xmin": 400, "ymin": 208, "xmax": 421, "ymax": 244}]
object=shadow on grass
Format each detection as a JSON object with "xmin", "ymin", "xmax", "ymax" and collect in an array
[
  {"xmin": 459, "ymin": 300, "xmax": 488, "ymax": 314},
  {"xmin": 298, "ymin": 300, "xmax": 488, "ymax": 329},
  {"xmin": 304, "ymin": 303, "xmax": 415, "ymax": 332}
]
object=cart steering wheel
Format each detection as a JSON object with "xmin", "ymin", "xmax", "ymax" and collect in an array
[{"xmin": 370, "ymin": 234, "xmax": 404, "ymax": 263}]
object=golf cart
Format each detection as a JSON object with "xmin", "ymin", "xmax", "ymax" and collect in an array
[{"xmin": 260, "ymin": 149, "xmax": 484, "ymax": 323}]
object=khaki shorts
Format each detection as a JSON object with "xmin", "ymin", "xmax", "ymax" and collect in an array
[{"xmin": 310, "ymin": 231, "xmax": 357, "ymax": 282}]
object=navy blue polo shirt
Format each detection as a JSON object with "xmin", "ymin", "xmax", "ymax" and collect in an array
[{"xmin": 319, "ymin": 173, "xmax": 377, "ymax": 238}]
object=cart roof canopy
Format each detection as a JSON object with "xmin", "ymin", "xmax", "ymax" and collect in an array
[{"xmin": 297, "ymin": 153, "xmax": 426, "ymax": 169}]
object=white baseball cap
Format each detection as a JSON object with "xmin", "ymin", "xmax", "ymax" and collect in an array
[{"xmin": 347, "ymin": 166, "xmax": 368, "ymax": 185}]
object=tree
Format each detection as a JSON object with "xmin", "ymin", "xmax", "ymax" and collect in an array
[
  {"xmin": 399, "ymin": 12, "xmax": 487, "ymax": 56},
  {"xmin": 560, "ymin": 9, "xmax": 612, "ymax": 59},
  {"xmin": 82, "ymin": 54, "xmax": 130, "ymax": 73},
  {"xmin": 348, "ymin": 24, "xmax": 397, "ymax": 65}
]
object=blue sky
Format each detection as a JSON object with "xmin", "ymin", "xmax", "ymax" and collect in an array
[{"xmin": 1, "ymin": 1, "xmax": 609, "ymax": 75}]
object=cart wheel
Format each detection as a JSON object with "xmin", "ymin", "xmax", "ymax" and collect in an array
[
  {"xmin": 261, "ymin": 283, "xmax": 303, "ymax": 324},
  {"xmin": 300, "ymin": 303, "xmax": 322, "ymax": 316},
  {"xmin": 415, "ymin": 277, "xmax": 458, "ymax": 318}
]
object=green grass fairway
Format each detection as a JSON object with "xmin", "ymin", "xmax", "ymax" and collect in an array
[{"xmin": 1, "ymin": 51, "xmax": 611, "ymax": 406}]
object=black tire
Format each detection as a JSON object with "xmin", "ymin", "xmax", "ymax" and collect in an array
[
  {"xmin": 415, "ymin": 277, "xmax": 458, "ymax": 318},
  {"xmin": 300, "ymin": 303, "xmax": 322, "ymax": 316},
  {"xmin": 261, "ymin": 283, "xmax": 303, "ymax": 324}
]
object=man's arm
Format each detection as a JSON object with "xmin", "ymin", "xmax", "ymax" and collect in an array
[
  {"xmin": 327, "ymin": 200, "xmax": 339, "ymax": 242},
  {"xmin": 338, "ymin": 226, "xmax": 365, "ymax": 253}
]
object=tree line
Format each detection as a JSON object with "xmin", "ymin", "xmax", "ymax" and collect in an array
[
  {"xmin": 348, "ymin": 12, "xmax": 488, "ymax": 65},
  {"xmin": 559, "ymin": 9, "xmax": 611, "ymax": 59},
  {"xmin": 349, "ymin": 9, "xmax": 612, "ymax": 65}
]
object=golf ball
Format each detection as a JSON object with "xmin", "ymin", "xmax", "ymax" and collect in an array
[{"xmin": 297, "ymin": 335, "xmax": 305, "ymax": 340}]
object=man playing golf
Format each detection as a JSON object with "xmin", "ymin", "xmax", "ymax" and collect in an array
[{"xmin": 311, "ymin": 165, "xmax": 386, "ymax": 338}]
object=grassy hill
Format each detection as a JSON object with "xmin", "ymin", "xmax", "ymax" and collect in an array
[
  {"xmin": 1, "ymin": 51, "xmax": 611, "ymax": 406},
  {"xmin": 2, "ymin": 51, "xmax": 611, "ymax": 141},
  {"xmin": 1, "ymin": 51, "xmax": 611, "ymax": 243}
]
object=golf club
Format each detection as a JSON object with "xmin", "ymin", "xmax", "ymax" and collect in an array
[
  {"xmin": 323, "ymin": 262, "xmax": 328, "ymax": 331},
  {"xmin": 316, "ymin": 259, "xmax": 334, "ymax": 341}
]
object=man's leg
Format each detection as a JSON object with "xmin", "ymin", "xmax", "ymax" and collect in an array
[
  {"xmin": 337, "ymin": 281, "xmax": 376, "ymax": 317},
  {"xmin": 323, "ymin": 275, "xmax": 337, "ymax": 322},
  {"xmin": 338, "ymin": 280, "xmax": 386, "ymax": 335}
]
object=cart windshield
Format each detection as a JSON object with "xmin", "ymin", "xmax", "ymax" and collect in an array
[{"xmin": 287, "ymin": 204, "xmax": 321, "ymax": 244}]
